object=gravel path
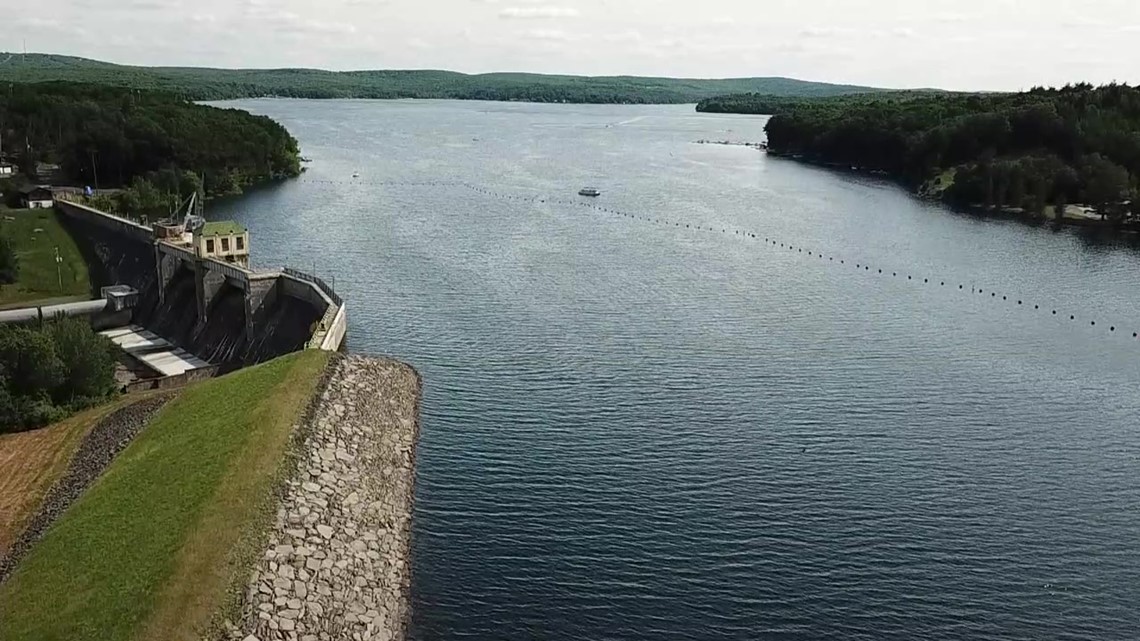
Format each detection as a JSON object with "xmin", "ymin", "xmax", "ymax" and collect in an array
[
  {"xmin": 235, "ymin": 355, "xmax": 421, "ymax": 641},
  {"xmin": 0, "ymin": 394, "xmax": 173, "ymax": 583}
]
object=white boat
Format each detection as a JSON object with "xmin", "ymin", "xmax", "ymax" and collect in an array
[{"xmin": 578, "ymin": 187, "xmax": 601, "ymax": 197}]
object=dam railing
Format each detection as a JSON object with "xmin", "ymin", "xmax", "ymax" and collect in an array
[{"xmin": 284, "ymin": 268, "xmax": 343, "ymax": 306}]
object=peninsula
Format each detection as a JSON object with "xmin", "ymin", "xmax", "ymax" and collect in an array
[{"xmin": 697, "ymin": 85, "xmax": 1140, "ymax": 226}]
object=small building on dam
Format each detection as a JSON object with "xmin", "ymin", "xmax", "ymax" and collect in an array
[{"xmin": 48, "ymin": 198, "xmax": 346, "ymax": 387}]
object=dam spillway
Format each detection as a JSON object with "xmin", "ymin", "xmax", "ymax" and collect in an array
[{"xmin": 55, "ymin": 199, "xmax": 345, "ymax": 369}]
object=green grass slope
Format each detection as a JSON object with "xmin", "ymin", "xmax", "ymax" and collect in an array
[
  {"xmin": 0, "ymin": 53, "xmax": 882, "ymax": 103},
  {"xmin": 0, "ymin": 350, "xmax": 331, "ymax": 641},
  {"xmin": 0, "ymin": 208, "xmax": 90, "ymax": 308}
]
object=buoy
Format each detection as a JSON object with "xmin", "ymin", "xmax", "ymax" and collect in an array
[
  {"xmin": 1091, "ymin": 321, "xmax": 1096, "ymax": 326},
  {"xmin": 1071, "ymin": 315, "xmax": 1075, "ymax": 320}
]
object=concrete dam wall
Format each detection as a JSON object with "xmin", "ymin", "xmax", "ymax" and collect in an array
[{"xmin": 57, "ymin": 200, "xmax": 341, "ymax": 366}]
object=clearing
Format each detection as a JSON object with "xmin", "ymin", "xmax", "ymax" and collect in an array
[
  {"xmin": 0, "ymin": 207, "xmax": 90, "ymax": 308},
  {"xmin": 0, "ymin": 350, "xmax": 331, "ymax": 641}
]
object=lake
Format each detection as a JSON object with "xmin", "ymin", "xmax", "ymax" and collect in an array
[{"xmin": 211, "ymin": 100, "xmax": 1140, "ymax": 640}]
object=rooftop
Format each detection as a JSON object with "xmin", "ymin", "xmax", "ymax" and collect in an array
[{"xmin": 198, "ymin": 220, "xmax": 247, "ymax": 237}]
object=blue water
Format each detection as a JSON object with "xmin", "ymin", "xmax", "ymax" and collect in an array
[{"xmin": 212, "ymin": 100, "xmax": 1140, "ymax": 640}]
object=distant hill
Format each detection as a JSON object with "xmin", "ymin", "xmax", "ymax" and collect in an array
[{"xmin": 0, "ymin": 53, "xmax": 883, "ymax": 104}]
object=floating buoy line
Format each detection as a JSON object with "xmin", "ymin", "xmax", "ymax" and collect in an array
[{"xmin": 304, "ymin": 178, "xmax": 1139, "ymax": 341}]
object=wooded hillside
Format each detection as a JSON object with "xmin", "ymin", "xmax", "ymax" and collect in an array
[
  {"xmin": 0, "ymin": 82, "xmax": 301, "ymax": 199},
  {"xmin": 0, "ymin": 53, "xmax": 880, "ymax": 103}
]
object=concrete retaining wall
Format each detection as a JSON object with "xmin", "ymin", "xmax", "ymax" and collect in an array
[
  {"xmin": 320, "ymin": 303, "xmax": 348, "ymax": 352},
  {"xmin": 122, "ymin": 364, "xmax": 225, "ymax": 394},
  {"xmin": 55, "ymin": 199, "xmax": 153, "ymax": 243}
]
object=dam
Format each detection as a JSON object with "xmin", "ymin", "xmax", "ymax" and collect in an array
[{"xmin": 51, "ymin": 198, "xmax": 346, "ymax": 384}]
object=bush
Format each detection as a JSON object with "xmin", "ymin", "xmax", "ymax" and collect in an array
[
  {"xmin": 0, "ymin": 317, "xmax": 118, "ymax": 432},
  {"xmin": 0, "ymin": 233, "xmax": 19, "ymax": 284}
]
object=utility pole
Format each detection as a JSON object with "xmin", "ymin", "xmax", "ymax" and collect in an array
[
  {"xmin": 89, "ymin": 150, "xmax": 99, "ymax": 190},
  {"xmin": 54, "ymin": 246, "xmax": 63, "ymax": 292}
]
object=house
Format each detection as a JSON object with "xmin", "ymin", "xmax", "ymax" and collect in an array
[
  {"xmin": 193, "ymin": 220, "xmax": 250, "ymax": 268},
  {"xmin": 0, "ymin": 162, "xmax": 15, "ymax": 176},
  {"xmin": 19, "ymin": 185, "xmax": 54, "ymax": 209}
]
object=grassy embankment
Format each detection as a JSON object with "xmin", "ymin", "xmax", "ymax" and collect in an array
[
  {"xmin": 0, "ymin": 400, "xmax": 135, "ymax": 553},
  {"xmin": 0, "ymin": 350, "xmax": 331, "ymax": 641},
  {"xmin": 0, "ymin": 208, "xmax": 90, "ymax": 308}
]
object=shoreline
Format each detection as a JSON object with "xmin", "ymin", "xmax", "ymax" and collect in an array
[
  {"xmin": 765, "ymin": 151, "xmax": 1139, "ymax": 235},
  {"xmin": 233, "ymin": 355, "xmax": 421, "ymax": 641}
]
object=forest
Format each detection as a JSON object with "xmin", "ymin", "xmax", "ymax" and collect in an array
[
  {"xmin": 0, "ymin": 53, "xmax": 877, "ymax": 103},
  {"xmin": 702, "ymin": 85, "xmax": 1140, "ymax": 218},
  {"xmin": 0, "ymin": 81, "xmax": 301, "ymax": 204}
]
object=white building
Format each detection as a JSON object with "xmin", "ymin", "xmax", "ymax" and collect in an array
[{"xmin": 20, "ymin": 186, "xmax": 54, "ymax": 209}]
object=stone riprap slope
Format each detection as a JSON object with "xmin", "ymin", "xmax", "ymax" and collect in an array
[
  {"xmin": 236, "ymin": 356, "xmax": 420, "ymax": 641},
  {"xmin": 0, "ymin": 394, "xmax": 173, "ymax": 583}
]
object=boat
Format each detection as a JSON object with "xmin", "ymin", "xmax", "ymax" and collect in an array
[
  {"xmin": 352, "ymin": 172, "xmax": 360, "ymax": 178},
  {"xmin": 578, "ymin": 187, "xmax": 601, "ymax": 197}
]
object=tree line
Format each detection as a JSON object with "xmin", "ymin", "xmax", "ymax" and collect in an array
[
  {"xmin": 0, "ymin": 81, "xmax": 301, "ymax": 207},
  {"xmin": 701, "ymin": 85, "xmax": 1140, "ymax": 219},
  {"xmin": 0, "ymin": 53, "xmax": 879, "ymax": 103},
  {"xmin": 0, "ymin": 317, "xmax": 118, "ymax": 432}
]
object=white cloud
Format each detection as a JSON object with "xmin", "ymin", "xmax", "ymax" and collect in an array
[
  {"xmin": 521, "ymin": 28, "xmax": 579, "ymax": 42},
  {"xmin": 798, "ymin": 26, "xmax": 853, "ymax": 39},
  {"xmin": 9, "ymin": 0, "xmax": 1140, "ymax": 90},
  {"xmin": 499, "ymin": 6, "xmax": 579, "ymax": 19}
]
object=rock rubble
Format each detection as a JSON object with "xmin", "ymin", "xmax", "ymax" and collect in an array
[{"xmin": 234, "ymin": 356, "xmax": 420, "ymax": 641}]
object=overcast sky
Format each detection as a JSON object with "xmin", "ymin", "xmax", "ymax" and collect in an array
[{"xmin": 3, "ymin": 0, "xmax": 1139, "ymax": 90}]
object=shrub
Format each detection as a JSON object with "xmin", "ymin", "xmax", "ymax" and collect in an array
[
  {"xmin": 0, "ymin": 233, "xmax": 19, "ymax": 284},
  {"xmin": 0, "ymin": 318, "xmax": 118, "ymax": 432}
]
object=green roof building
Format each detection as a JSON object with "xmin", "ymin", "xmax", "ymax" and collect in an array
[{"xmin": 193, "ymin": 220, "xmax": 250, "ymax": 268}]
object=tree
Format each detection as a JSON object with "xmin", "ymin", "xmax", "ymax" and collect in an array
[
  {"xmin": 0, "ymin": 326, "xmax": 65, "ymax": 398},
  {"xmin": 45, "ymin": 316, "xmax": 117, "ymax": 402},
  {"xmin": 0, "ymin": 320, "xmax": 117, "ymax": 432},
  {"xmin": 0, "ymin": 233, "xmax": 18, "ymax": 284},
  {"xmin": 1078, "ymin": 153, "xmax": 1130, "ymax": 217}
]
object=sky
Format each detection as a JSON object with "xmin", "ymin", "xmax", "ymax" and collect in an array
[{"xmin": 3, "ymin": 0, "xmax": 1139, "ymax": 91}]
